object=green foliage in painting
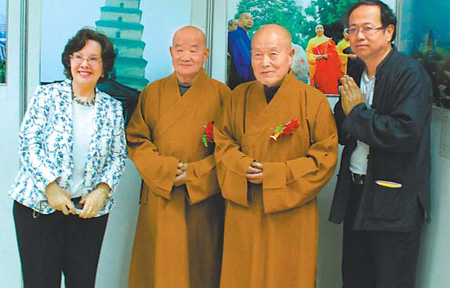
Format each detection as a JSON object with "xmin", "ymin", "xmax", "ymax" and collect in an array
[
  {"xmin": 0, "ymin": 61, "xmax": 5, "ymax": 84},
  {"xmin": 234, "ymin": 0, "xmax": 305, "ymax": 44},
  {"xmin": 233, "ymin": 0, "xmax": 359, "ymax": 47}
]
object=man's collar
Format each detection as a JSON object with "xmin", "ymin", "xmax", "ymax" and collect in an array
[{"xmin": 374, "ymin": 45, "xmax": 397, "ymax": 76}]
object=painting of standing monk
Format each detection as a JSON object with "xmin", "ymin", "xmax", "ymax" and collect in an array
[
  {"xmin": 306, "ymin": 24, "xmax": 343, "ymax": 95},
  {"xmin": 336, "ymin": 28, "xmax": 358, "ymax": 75},
  {"xmin": 227, "ymin": 12, "xmax": 256, "ymax": 89}
]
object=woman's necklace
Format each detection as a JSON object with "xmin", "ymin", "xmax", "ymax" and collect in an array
[{"xmin": 72, "ymin": 92, "xmax": 96, "ymax": 107}]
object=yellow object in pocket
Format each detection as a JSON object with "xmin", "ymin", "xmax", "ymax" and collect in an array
[{"xmin": 375, "ymin": 180, "xmax": 402, "ymax": 189}]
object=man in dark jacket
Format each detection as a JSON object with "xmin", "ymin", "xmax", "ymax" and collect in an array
[{"xmin": 329, "ymin": 1, "xmax": 432, "ymax": 287}]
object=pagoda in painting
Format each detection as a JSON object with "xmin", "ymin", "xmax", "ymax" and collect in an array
[{"xmin": 96, "ymin": 0, "xmax": 149, "ymax": 90}]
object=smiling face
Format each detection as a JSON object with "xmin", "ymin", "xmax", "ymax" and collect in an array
[
  {"xmin": 70, "ymin": 40, "xmax": 103, "ymax": 91},
  {"xmin": 170, "ymin": 26, "xmax": 209, "ymax": 84},
  {"xmin": 251, "ymin": 25, "xmax": 294, "ymax": 87}
]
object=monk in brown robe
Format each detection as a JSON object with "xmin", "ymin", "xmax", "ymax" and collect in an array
[
  {"xmin": 215, "ymin": 24, "xmax": 338, "ymax": 287},
  {"xmin": 127, "ymin": 26, "xmax": 230, "ymax": 288}
]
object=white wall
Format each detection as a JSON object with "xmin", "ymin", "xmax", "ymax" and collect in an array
[
  {"xmin": 316, "ymin": 97, "xmax": 343, "ymax": 287},
  {"xmin": 96, "ymin": 161, "xmax": 141, "ymax": 288},
  {"xmin": 416, "ymin": 107, "xmax": 450, "ymax": 287},
  {"xmin": 0, "ymin": 0, "xmax": 25, "ymax": 286}
]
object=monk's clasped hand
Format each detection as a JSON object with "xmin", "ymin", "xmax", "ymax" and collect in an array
[{"xmin": 247, "ymin": 161, "xmax": 263, "ymax": 185}]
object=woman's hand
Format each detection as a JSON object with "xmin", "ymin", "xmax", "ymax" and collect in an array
[
  {"xmin": 45, "ymin": 181, "xmax": 76, "ymax": 215},
  {"xmin": 78, "ymin": 184, "xmax": 110, "ymax": 219}
]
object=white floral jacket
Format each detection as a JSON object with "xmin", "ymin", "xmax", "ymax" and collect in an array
[{"xmin": 8, "ymin": 80, "xmax": 127, "ymax": 215}]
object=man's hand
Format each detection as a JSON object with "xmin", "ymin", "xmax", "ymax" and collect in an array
[
  {"xmin": 45, "ymin": 181, "xmax": 76, "ymax": 215},
  {"xmin": 340, "ymin": 75, "xmax": 365, "ymax": 116},
  {"xmin": 174, "ymin": 162, "xmax": 188, "ymax": 187},
  {"xmin": 247, "ymin": 161, "xmax": 263, "ymax": 184}
]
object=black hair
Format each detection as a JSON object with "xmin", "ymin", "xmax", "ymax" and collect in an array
[{"xmin": 344, "ymin": 0, "xmax": 396, "ymax": 42}]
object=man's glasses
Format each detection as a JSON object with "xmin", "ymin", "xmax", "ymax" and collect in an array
[
  {"xmin": 70, "ymin": 53, "xmax": 102, "ymax": 65},
  {"xmin": 348, "ymin": 26, "xmax": 385, "ymax": 36}
]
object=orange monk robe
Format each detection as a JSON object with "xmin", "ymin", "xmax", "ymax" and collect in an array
[
  {"xmin": 336, "ymin": 38, "xmax": 351, "ymax": 75},
  {"xmin": 214, "ymin": 72, "xmax": 338, "ymax": 288},
  {"xmin": 306, "ymin": 36, "xmax": 343, "ymax": 94},
  {"xmin": 127, "ymin": 69, "xmax": 230, "ymax": 288}
]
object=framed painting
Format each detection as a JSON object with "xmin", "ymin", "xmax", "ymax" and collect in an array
[
  {"xmin": 39, "ymin": 0, "xmax": 191, "ymax": 123},
  {"xmin": 226, "ymin": 0, "xmax": 396, "ymax": 96},
  {"xmin": 397, "ymin": 0, "xmax": 450, "ymax": 109},
  {"xmin": 0, "ymin": 0, "xmax": 7, "ymax": 84}
]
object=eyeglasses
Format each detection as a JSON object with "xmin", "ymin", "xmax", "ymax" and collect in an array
[
  {"xmin": 70, "ymin": 54, "xmax": 102, "ymax": 65},
  {"xmin": 348, "ymin": 26, "xmax": 385, "ymax": 36}
]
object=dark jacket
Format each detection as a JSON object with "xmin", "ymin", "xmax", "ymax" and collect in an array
[{"xmin": 329, "ymin": 47, "xmax": 432, "ymax": 231}]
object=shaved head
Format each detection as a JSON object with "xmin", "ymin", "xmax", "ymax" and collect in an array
[
  {"xmin": 239, "ymin": 13, "xmax": 252, "ymax": 21},
  {"xmin": 172, "ymin": 25, "xmax": 207, "ymax": 48},
  {"xmin": 252, "ymin": 24, "xmax": 292, "ymax": 49},
  {"xmin": 238, "ymin": 12, "xmax": 253, "ymax": 31},
  {"xmin": 170, "ymin": 25, "xmax": 209, "ymax": 84}
]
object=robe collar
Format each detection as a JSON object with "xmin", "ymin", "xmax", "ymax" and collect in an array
[
  {"xmin": 152, "ymin": 68, "xmax": 208, "ymax": 140},
  {"xmin": 241, "ymin": 71, "xmax": 298, "ymax": 152}
]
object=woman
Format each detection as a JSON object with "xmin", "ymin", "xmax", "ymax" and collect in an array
[{"xmin": 8, "ymin": 28, "xmax": 127, "ymax": 287}]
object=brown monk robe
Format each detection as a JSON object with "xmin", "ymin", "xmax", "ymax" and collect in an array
[
  {"xmin": 214, "ymin": 24, "xmax": 338, "ymax": 288},
  {"xmin": 127, "ymin": 26, "xmax": 230, "ymax": 288}
]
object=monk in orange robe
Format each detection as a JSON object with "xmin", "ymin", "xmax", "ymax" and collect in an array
[
  {"xmin": 306, "ymin": 24, "xmax": 343, "ymax": 94},
  {"xmin": 127, "ymin": 26, "xmax": 230, "ymax": 288},
  {"xmin": 215, "ymin": 24, "xmax": 338, "ymax": 288},
  {"xmin": 336, "ymin": 28, "xmax": 357, "ymax": 75}
]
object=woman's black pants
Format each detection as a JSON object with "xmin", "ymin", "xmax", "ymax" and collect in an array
[{"xmin": 13, "ymin": 201, "xmax": 108, "ymax": 288}]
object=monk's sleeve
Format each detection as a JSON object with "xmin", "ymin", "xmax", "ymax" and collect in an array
[
  {"xmin": 185, "ymin": 154, "xmax": 219, "ymax": 204},
  {"xmin": 306, "ymin": 40, "xmax": 317, "ymax": 65},
  {"xmin": 337, "ymin": 47, "xmax": 350, "ymax": 60},
  {"xmin": 334, "ymin": 98, "xmax": 352, "ymax": 145},
  {"xmin": 184, "ymin": 85, "xmax": 231, "ymax": 205},
  {"xmin": 214, "ymin": 95, "xmax": 254, "ymax": 207},
  {"xmin": 262, "ymin": 98, "xmax": 338, "ymax": 213},
  {"xmin": 126, "ymin": 88, "xmax": 179, "ymax": 200}
]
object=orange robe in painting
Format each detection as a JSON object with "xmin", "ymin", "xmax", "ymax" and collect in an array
[
  {"xmin": 127, "ymin": 69, "xmax": 230, "ymax": 288},
  {"xmin": 336, "ymin": 38, "xmax": 351, "ymax": 75},
  {"xmin": 214, "ymin": 72, "xmax": 338, "ymax": 288},
  {"xmin": 306, "ymin": 36, "xmax": 343, "ymax": 94}
]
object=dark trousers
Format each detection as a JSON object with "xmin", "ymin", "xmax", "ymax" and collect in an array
[
  {"xmin": 342, "ymin": 181, "xmax": 422, "ymax": 288},
  {"xmin": 13, "ymin": 201, "xmax": 108, "ymax": 288}
]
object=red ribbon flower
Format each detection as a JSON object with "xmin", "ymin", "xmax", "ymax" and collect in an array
[
  {"xmin": 270, "ymin": 118, "xmax": 299, "ymax": 141},
  {"xmin": 202, "ymin": 121, "xmax": 214, "ymax": 147}
]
